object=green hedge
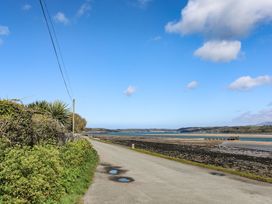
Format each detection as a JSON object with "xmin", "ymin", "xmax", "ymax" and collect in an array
[
  {"xmin": 0, "ymin": 100, "xmax": 98, "ymax": 203},
  {"xmin": 0, "ymin": 139, "xmax": 98, "ymax": 204},
  {"xmin": 0, "ymin": 100, "xmax": 66, "ymax": 146},
  {"xmin": 0, "ymin": 100, "xmax": 34, "ymax": 146}
]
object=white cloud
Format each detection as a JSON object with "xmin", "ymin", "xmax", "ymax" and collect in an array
[
  {"xmin": 194, "ymin": 40, "xmax": 241, "ymax": 62},
  {"xmin": 0, "ymin": 26, "xmax": 10, "ymax": 36},
  {"xmin": 166, "ymin": 0, "xmax": 272, "ymax": 38},
  {"xmin": 22, "ymin": 4, "xmax": 32, "ymax": 11},
  {"xmin": 77, "ymin": 0, "xmax": 92, "ymax": 17},
  {"xmin": 124, "ymin": 85, "xmax": 136, "ymax": 96},
  {"xmin": 229, "ymin": 75, "xmax": 272, "ymax": 91},
  {"xmin": 165, "ymin": 0, "xmax": 272, "ymax": 62},
  {"xmin": 186, "ymin": 81, "xmax": 198, "ymax": 90},
  {"xmin": 54, "ymin": 12, "xmax": 69, "ymax": 25},
  {"xmin": 233, "ymin": 109, "xmax": 272, "ymax": 125}
]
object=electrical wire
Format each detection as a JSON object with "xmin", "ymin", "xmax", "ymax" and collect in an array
[
  {"xmin": 38, "ymin": 0, "xmax": 73, "ymax": 101},
  {"xmin": 42, "ymin": 0, "xmax": 74, "ymax": 97}
]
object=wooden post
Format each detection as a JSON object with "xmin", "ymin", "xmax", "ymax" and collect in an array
[{"xmin": 72, "ymin": 99, "xmax": 75, "ymax": 135}]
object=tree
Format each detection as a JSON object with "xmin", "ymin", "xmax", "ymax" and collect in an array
[{"xmin": 68, "ymin": 113, "xmax": 87, "ymax": 133}]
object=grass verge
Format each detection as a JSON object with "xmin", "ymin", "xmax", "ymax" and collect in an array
[
  {"xmin": 59, "ymin": 157, "xmax": 99, "ymax": 204},
  {"xmin": 59, "ymin": 140, "xmax": 99, "ymax": 204}
]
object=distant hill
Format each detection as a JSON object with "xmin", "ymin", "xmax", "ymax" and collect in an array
[
  {"xmin": 85, "ymin": 128, "xmax": 177, "ymax": 133},
  {"xmin": 84, "ymin": 128, "xmax": 115, "ymax": 133},
  {"xmin": 178, "ymin": 126, "xmax": 272, "ymax": 134},
  {"xmin": 85, "ymin": 125, "xmax": 272, "ymax": 134},
  {"xmin": 257, "ymin": 122, "xmax": 272, "ymax": 126}
]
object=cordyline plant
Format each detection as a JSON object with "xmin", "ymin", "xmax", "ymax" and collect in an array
[{"xmin": 28, "ymin": 100, "xmax": 70, "ymax": 127}]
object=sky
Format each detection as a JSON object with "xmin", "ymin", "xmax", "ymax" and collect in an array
[{"xmin": 1, "ymin": 0, "xmax": 272, "ymax": 128}]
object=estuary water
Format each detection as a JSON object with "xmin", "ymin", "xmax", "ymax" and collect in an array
[{"xmin": 91, "ymin": 131, "xmax": 272, "ymax": 142}]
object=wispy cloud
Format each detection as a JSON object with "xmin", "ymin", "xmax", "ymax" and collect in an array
[
  {"xmin": 151, "ymin": 36, "xmax": 162, "ymax": 41},
  {"xmin": 233, "ymin": 109, "xmax": 272, "ymax": 125},
  {"xmin": 54, "ymin": 12, "xmax": 70, "ymax": 25},
  {"xmin": 0, "ymin": 26, "xmax": 10, "ymax": 45},
  {"xmin": 0, "ymin": 26, "xmax": 10, "ymax": 36},
  {"xmin": 186, "ymin": 81, "xmax": 198, "ymax": 90},
  {"xmin": 77, "ymin": 0, "xmax": 92, "ymax": 17},
  {"xmin": 229, "ymin": 75, "xmax": 272, "ymax": 91},
  {"xmin": 165, "ymin": 0, "xmax": 272, "ymax": 62},
  {"xmin": 124, "ymin": 85, "xmax": 136, "ymax": 96},
  {"xmin": 137, "ymin": 0, "xmax": 153, "ymax": 6},
  {"xmin": 22, "ymin": 4, "xmax": 32, "ymax": 11},
  {"xmin": 134, "ymin": 0, "xmax": 154, "ymax": 9}
]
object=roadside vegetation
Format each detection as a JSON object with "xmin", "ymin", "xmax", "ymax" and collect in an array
[{"xmin": 0, "ymin": 99, "xmax": 98, "ymax": 204}]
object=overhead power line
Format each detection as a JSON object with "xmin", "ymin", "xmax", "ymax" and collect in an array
[
  {"xmin": 42, "ymin": 0, "xmax": 74, "ymax": 97},
  {"xmin": 38, "ymin": 0, "xmax": 73, "ymax": 101}
]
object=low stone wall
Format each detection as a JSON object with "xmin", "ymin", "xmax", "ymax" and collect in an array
[{"xmin": 106, "ymin": 139, "xmax": 272, "ymax": 178}]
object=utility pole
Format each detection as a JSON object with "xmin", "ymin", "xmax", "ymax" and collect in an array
[{"xmin": 72, "ymin": 98, "xmax": 75, "ymax": 135}]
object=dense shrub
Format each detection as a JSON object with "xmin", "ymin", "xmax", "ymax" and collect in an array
[
  {"xmin": 0, "ymin": 100, "xmax": 68, "ymax": 146},
  {"xmin": 0, "ymin": 100, "xmax": 97, "ymax": 203},
  {"xmin": 32, "ymin": 114, "xmax": 66, "ymax": 145},
  {"xmin": 0, "ymin": 137, "xmax": 11, "ymax": 164},
  {"xmin": 0, "ymin": 100, "xmax": 34, "ymax": 146},
  {"xmin": 0, "ymin": 139, "xmax": 98, "ymax": 204},
  {"xmin": 60, "ymin": 139, "xmax": 98, "ymax": 194},
  {"xmin": 0, "ymin": 145, "xmax": 64, "ymax": 204},
  {"xmin": 0, "ymin": 100, "xmax": 25, "ymax": 116}
]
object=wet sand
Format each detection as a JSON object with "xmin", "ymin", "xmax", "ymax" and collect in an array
[{"xmin": 145, "ymin": 133, "xmax": 272, "ymax": 138}]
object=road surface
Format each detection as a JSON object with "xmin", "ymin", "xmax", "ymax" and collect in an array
[{"xmin": 84, "ymin": 140, "xmax": 272, "ymax": 204}]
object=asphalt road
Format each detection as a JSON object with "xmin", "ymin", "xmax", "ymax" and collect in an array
[{"xmin": 84, "ymin": 140, "xmax": 272, "ymax": 204}]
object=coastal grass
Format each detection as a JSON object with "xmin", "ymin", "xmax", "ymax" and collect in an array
[
  {"xmin": 92, "ymin": 138, "xmax": 272, "ymax": 184},
  {"xmin": 59, "ymin": 155, "xmax": 99, "ymax": 204}
]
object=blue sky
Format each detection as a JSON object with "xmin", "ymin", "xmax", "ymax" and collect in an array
[{"xmin": 1, "ymin": 0, "xmax": 272, "ymax": 128}]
